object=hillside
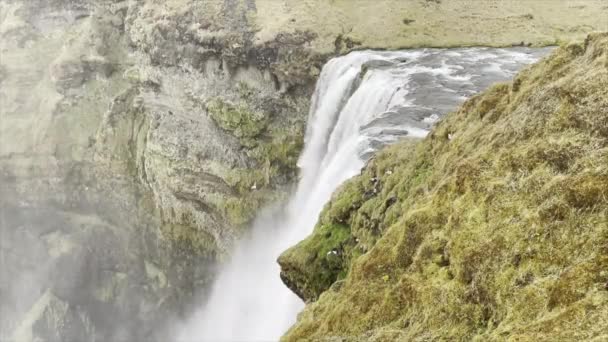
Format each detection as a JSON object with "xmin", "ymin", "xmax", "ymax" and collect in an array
[{"xmin": 280, "ymin": 32, "xmax": 608, "ymax": 341}]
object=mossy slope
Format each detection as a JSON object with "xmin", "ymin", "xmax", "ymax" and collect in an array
[{"xmin": 280, "ymin": 33, "xmax": 608, "ymax": 341}]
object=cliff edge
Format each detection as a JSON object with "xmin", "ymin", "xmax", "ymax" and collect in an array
[{"xmin": 280, "ymin": 32, "xmax": 608, "ymax": 341}]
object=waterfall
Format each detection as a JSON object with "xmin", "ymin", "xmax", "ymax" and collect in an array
[{"xmin": 177, "ymin": 47, "xmax": 550, "ymax": 341}]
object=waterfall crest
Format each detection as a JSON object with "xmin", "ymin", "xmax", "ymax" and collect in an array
[{"xmin": 177, "ymin": 47, "xmax": 550, "ymax": 341}]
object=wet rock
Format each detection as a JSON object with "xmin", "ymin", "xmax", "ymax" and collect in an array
[{"xmin": 12, "ymin": 290, "xmax": 95, "ymax": 342}]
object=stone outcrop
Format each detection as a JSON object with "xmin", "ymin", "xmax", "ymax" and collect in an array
[
  {"xmin": 1, "ymin": 0, "xmax": 607, "ymax": 340},
  {"xmin": 1, "ymin": 0, "xmax": 313, "ymax": 340}
]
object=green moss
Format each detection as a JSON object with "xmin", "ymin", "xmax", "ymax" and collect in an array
[
  {"xmin": 278, "ymin": 139, "xmax": 423, "ymax": 301},
  {"xmin": 161, "ymin": 222, "xmax": 218, "ymax": 257},
  {"xmin": 221, "ymin": 196, "xmax": 264, "ymax": 227},
  {"xmin": 225, "ymin": 168, "xmax": 268, "ymax": 193},
  {"xmin": 278, "ymin": 223, "xmax": 354, "ymax": 301},
  {"xmin": 281, "ymin": 33, "xmax": 608, "ymax": 341},
  {"xmin": 206, "ymin": 93, "xmax": 306, "ymax": 230},
  {"xmin": 208, "ymin": 92, "xmax": 305, "ymax": 190},
  {"xmin": 249, "ymin": 128, "xmax": 304, "ymax": 182},
  {"xmin": 220, "ymin": 130, "xmax": 303, "ymax": 227},
  {"xmin": 207, "ymin": 98, "xmax": 268, "ymax": 143}
]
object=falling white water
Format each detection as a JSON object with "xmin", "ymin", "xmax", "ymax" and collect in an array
[{"xmin": 177, "ymin": 47, "xmax": 551, "ymax": 341}]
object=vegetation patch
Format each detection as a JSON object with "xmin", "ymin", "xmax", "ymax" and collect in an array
[
  {"xmin": 206, "ymin": 84, "xmax": 306, "ymax": 229},
  {"xmin": 279, "ymin": 223, "xmax": 354, "ymax": 302},
  {"xmin": 206, "ymin": 98, "xmax": 268, "ymax": 144},
  {"xmin": 161, "ymin": 222, "xmax": 218, "ymax": 257},
  {"xmin": 248, "ymin": 128, "xmax": 304, "ymax": 185},
  {"xmin": 216, "ymin": 125, "xmax": 304, "ymax": 228},
  {"xmin": 281, "ymin": 33, "xmax": 608, "ymax": 341}
]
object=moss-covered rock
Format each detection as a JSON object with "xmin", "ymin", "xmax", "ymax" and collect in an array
[
  {"xmin": 281, "ymin": 32, "xmax": 608, "ymax": 341},
  {"xmin": 279, "ymin": 223, "xmax": 354, "ymax": 301},
  {"xmin": 279, "ymin": 140, "xmax": 421, "ymax": 301},
  {"xmin": 249, "ymin": 129, "xmax": 304, "ymax": 181},
  {"xmin": 207, "ymin": 98, "xmax": 268, "ymax": 142},
  {"xmin": 203, "ymin": 82, "xmax": 306, "ymax": 228}
]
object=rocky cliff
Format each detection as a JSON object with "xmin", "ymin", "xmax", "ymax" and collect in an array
[
  {"xmin": 280, "ymin": 32, "xmax": 608, "ymax": 341},
  {"xmin": 1, "ymin": 0, "xmax": 607, "ymax": 340},
  {"xmin": 2, "ymin": 1, "xmax": 314, "ymax": 339}
]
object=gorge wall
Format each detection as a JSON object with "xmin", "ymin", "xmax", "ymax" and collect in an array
[{"xmin": 0, "ymin": 0, "xmax": 607, "ymax": 340}]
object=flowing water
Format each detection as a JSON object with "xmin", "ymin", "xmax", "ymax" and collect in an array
[{"xmin": 178, "ymin": 47, "xmax": 551, "ymax": 341}]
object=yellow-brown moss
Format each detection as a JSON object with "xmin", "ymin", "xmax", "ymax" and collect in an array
[{"xmin": 281, "ymin": 32, "xmax": 608, "ymax": 341}]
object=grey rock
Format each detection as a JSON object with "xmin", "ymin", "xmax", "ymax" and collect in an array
[
  {"xmin": 12, "ymin": 290, "xmax": 95, "ymax": 342},
  {"xmin": 1, "ymin": 0, "xmax": 315, "ymax": 340}
]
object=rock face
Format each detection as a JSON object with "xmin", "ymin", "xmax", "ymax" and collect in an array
[
  {"xmin": 1, "ymin": 0, "xmax": 312, "ymax": 340},
  {"xmin": 1, "ymin": 0, "xmax": 607, "ymax": 340},
  {"xmin": 280, "ymin": 33, "xmax": 608, "ymax": 341},
  {"xmin": 12, "ymin": 290, "xmax": 96, "ymax": 342}
]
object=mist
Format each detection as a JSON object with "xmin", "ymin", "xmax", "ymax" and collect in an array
[{"xmin": 1, "ymin": 1, "xmax": 214, "ymax": 340}]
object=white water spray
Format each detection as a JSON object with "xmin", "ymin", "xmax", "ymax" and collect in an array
[{"xmin": 177, "ymin": 47, "xmax": 550, "ymax": 341}]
